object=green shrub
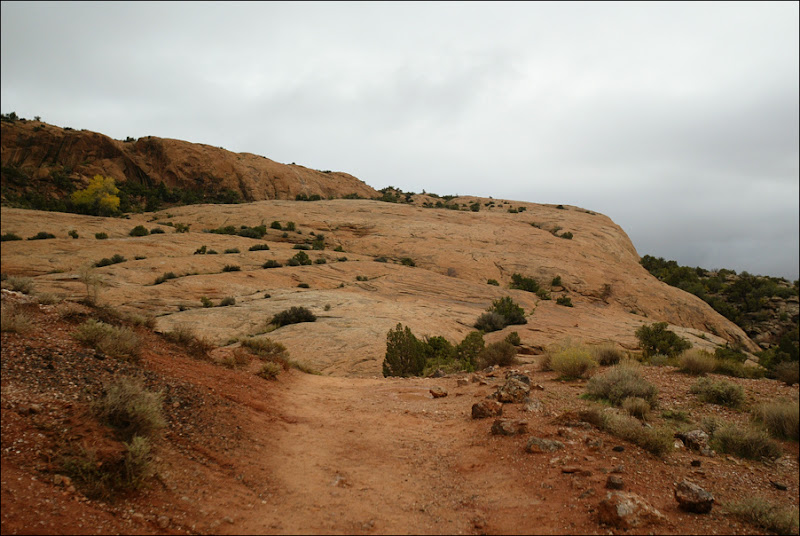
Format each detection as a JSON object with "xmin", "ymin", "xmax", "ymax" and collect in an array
[
  {"xmin": 504, "ymin": 331, "xmax": 521, "ymax": 346},
  {"xmin": 219, "ymin": 296, "xmax": 236, "ymax": 306},
  {"xmin": 200, "ymin": 296, "xmax": 213, "ymax": 308},
  {"xmin": 263, "ymin": 260, "xmax": 282, "ymax": 269},
  {"xmin": 293, "ymin": 244, "xmax": 311, "ymax": 250},
  {"xmin": 95, "ymin": 254, "xmax": 126, "ymax": 268},
  {"xmin": 356, "ymin": 275, "xmax": 368, "ymax": 281},
  {"xmin": 314, "ymin": 258, "xmax": 326, "ymax": 265},
  {"xmin": 592, "ymin": 344, "xmax": 623, "ymax": 366},
  {"xmin": 711, "ymin": 423, "xmax": 781, "ymax": 460},
  {"xmin": 297, "ymin": 283, "xmax": 310, "ymax": 288},
  {"xmin": 128, "ymin": 225, "xmax": 149, "ymax": 237},
  {"xmin": 456, "ymin": 331, "xmax": 485, "ymax": 370},
  {"xmin": 551, "ymin": 276, "xmax": 562, "ymax": 287},
  {"xmin": 726, "ymin": 497, "xmax": 799, "ymax": 535},
  {"xmin": 374, "ymin": 256, "xmax": 388, "ymax": 263},
  {"xmin": 635, "ymin": 322, "xmax": 691, "ymax": 358},
  {"xmin": 28, "ymin": 231, "xmax": 56, "ymax": 240},
  {"xmin": 74, "ymin": 319, "xmax": 140, "ymax": 361},
  {"xmin": 1, "ymin": 232, "xmax": 22, "ymax": 241},
  {"xmin": 488, "ymin": 296, "xmax": 527, "ymax": 325},
  {"xmin": 224, "ymin": 248, "xmax": 240, "ymax": 254},
  {"xmin": 194, "ymin": 245, "xmax": 207, "ymax": 255},
  {"xmin": 550, "ymin": 346, "xmax": 597, "ymax": 380},
  {"xmin": 285, "ymin": 221, "xmax": 296, "ymax": 231},
  {"xmin": 487, "ymin": 279, "xmax": 499, "ymax": 286},
  {"xmin": 751, "ymin": 400, "xmax": 799, "ymax": 441},
  {"xmin": 91, "ymin": 378, "xmax": 165, "ymax": 441},
  {"xmin": 288, "ymin": 251, "xmax": 312, "ymax": 266},
  {"xmin": 510, "ymin": 273, "xmax": 539, "ymax": 293},
  {"xmin": 400, "ymin": 257, "xmax": 416, "ymax": 267},
  {"xmin": 474, "ymin": 311, "xmax": 507, "ymax": 333},
  {"xmin": 270, "ymin": 221, "xmax": 282, "ymax": 230},
  {"xmin": 382, "ymin": 323, "xmax": 427, "ymax": 377},
  {"xmin": 95, "ymin": 232, "xmax": 108, "ymax": 240},
  {"xmin": 149, "ymin": 227, "xmax": 165, "ymax": 234},
  {"xmin": 679, "ymin": 349, "xmax": 716, "ymax": 375},
  {"xmin": 690, "ymin": 377, "xmax": 746, "ymax": 408},
  {"xmin": 585, "ymin": 362, "xmax": 658, "ymax": 407},
  {"xmin": 249, "ymin": 244, "xmax": 270, "ymax": 251},
  {"xmin": 560, "ymin": 231, "xmax": 573, "ymax": 240},
  {"xmin": 270, "ymin": 306, "xmax": 316, "ymax": 327},
  {"xmin": 556, "ymin": 296, "xmax": 573, "ymax": 307},
  {"xmin": 154, "ymin": 272, "xmax": 178, "ymax": 285},
  {"xmin": 222, "ymin": 264, "xmax": 241, "ymax": 272}
]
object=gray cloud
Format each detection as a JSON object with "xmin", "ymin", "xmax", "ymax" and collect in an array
[{"xmin": 2, "ymin": 1, "xmax": 798, "ymax": 279}]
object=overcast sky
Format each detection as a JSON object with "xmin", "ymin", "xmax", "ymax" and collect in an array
[{"xmin": 2, "ymin": 1, "xmax": 798, "ymax": 279}]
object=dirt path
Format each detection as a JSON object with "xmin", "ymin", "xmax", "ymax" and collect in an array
[{"xmin": 2, "ymin": 294, "xmax": 796, "ymax": 535}]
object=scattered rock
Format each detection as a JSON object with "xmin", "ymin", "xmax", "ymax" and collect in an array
[
  {"xmin": 525, "ymin": 437, "xmax": 565, "ymax": 453},
  {"xmin": 610, "ymin": 464, "xmax": 625, "ymax": 474},
  {"xmin": 605, "ymin": 475, "xmax": 624, "ymax": 490},
  {"xmin": 492, "ymin": 375, "xmax": 531, "ymax": 403},
  {"xmin": 691, "ymin": 460, "xmax": 701, "ymax": 468},
  {"xmin": 429, "ymin": 386, "xmax": 448, "ymax": 398},
  {"xmin": 472, "ymin": 400, "xmax": 503, "ymax": 419},
  {"xmin": 585, "ymin": 437, "xmax": 604, "ymax": 450},
  {"xmin": 674, "ymin": 479, "xmax": 714, "ymax": 514},
  {"xmin": 456, "ymin": 378, "xmax": 469, "ymax": 387},
  {"xmin": 53, "ymin": 474, "xmax": 72, "ymax": 487},
  {"xmin": 562, "ymin": 466, "xmax": 592, "ymax": 477},
  {"xmin": 675, "ymin": 430, "xmax": 715, "ymax": 457},
  {"xmin": 770, "ymin": 480, "xmax": 788, "ymax": 491},
  {"xmin": 491, "ymin": 419, "xmax": 528, "ymax": 436},
  {"xmin": 579, "ymin": 488, "xmax": 596, "ymax": 499},
  {"xmin": 157, "ymin": 516, "xmax": 170, "ymax": 529},
  {"xmin": 522, "ymin": 396, "xmax": 544, "ymax": 413},
  {"xmin": 597, "ymin": 491, "xmax": 666, "ymax": 529}
]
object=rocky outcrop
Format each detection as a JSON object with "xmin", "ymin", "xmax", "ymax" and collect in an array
[
  {"xmin": 0, "ymin": 120, "xmax": 378, "ymax": 203},
  {"xmin": 597, "ymin": 491, "xmax": 666, "ymax": 529},
  {"xmin": 674, "ymin": 480, "xmax": 714, "ymax": 514}
]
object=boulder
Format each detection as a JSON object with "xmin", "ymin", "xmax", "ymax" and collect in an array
[
  {"xmin": 472, "ymin": 400, "xmax": 503, "ymax": 419},
  {"xmin": 674, "ymin": 480, "xmax": 714, "ymax": 514},
  {"xmin": 675, "ymin": 430, "xmax": 715, "ymax": 456},
  {"xmin": 597, "ymin": 492, "xmax": 665, "ymax": 529}
]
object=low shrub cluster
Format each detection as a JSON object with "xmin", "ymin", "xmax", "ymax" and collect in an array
[
  {"xmin": 28, "ymin": 231, "xmax": 56, "ymax": 240},
  {"xmin": 550, "ymin": 345, "xmax": 597, "ymax": 380},
  {"xmin": 584, "ymin": 362, "xmax": 659, "ymax": 408},
  {"xmin": 163, "ymin": 325, "xmax": 214, "ymax": 359},
  {"xmin": 91, "ymin": 378, "xmax": 165, "ymax": 441},
  {"xmin": 592, "ymin": 343, "xmax": 623, "ymax": 366},
  {"xmin": 128, "ymin": 225, "xmax": 149, "ymax": 237},
  {"xmin": 751, "ymin": 400, "xmax": 799, "ymax": 441},
  {"xmin": 73, "ymin": 319, "xmax": 140, "ymax": 361},
  {"xmin": 690, "ymin": 377, "xmax": 746, "ymax": 408},
  {"xmin": 710, "ymin": 422, "xmax": 781, "ymax": 461},
  {"xmin": 679, "ymin": 349, "xmax": 716, "ymax": 375},
  {"xmin": 382, "ymin": 325, "xmax": 507, "ymax": 377},
  {"xmin": 154, "ymin": 272, "xmax": 178, "ymax": 285},
  {"xmin": 206, "ymin": 224, "xmax": 267, "ymax": 239},
  {"xmin": 270, "ymin": 306, "xmax": 317, "ymax": 328},
  {"xmin": 726, "ymin": 497, "xmax": 799, "ymax": 535},
  {"xmin": 94, "ymin": 254, "xmax": 126, "ymax": 268},
  {"xmin": 474, "ymin": 296, "xmax": 527, "ymax": 332},
  {"xmin": 579, "ymin": 407, "xmax": 673, "ymax": 456},
  {"xmin": 1, "ymin": 304, "xmax": 34, "ymax": 334}
]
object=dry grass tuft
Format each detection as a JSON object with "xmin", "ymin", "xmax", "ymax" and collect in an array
[
  {"xmin": 751, "ymin": 400, "xmax": 799, "ymax": 441},
  {"xmin": 678, "ymin": 349, "xmax": 716, "ymax": 376},
  {"xmin": 725, "ymin": 497, "xmax": 799, "ymax": 535}
]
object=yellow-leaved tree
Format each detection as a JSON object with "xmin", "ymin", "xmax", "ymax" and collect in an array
[{"xmin": 70, "ymin": 175, "xmax": 120, "ymax": 215}]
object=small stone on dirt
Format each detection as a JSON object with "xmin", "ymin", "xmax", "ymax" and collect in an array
[
  {"xmin": 605, "ymin": 475, "xmax": 624, "ymax": 490},
  {"xmin": 674, "ymin": 479, "xmax": 714, "ymax": 514},
  {"xmin": 525, "ymin": 437, "xmax": 565, "ymax": 453},
  {"xmin": 597, "ymin": 491, "xmax": 666, "ymax": 529},
  {"xmin": 430, "ymin": 386, "xmax": 448, "ymax": 398},
  {"xmin": 491, "ymin": 419, "xmax": 527, "ymax": 436},
  {"xmin": 472, "ymin": 400, "xmax": 503, "ymax": 419}
]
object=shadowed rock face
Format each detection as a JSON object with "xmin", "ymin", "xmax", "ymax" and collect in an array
[
  {"xmin": 0, "ymin": 120, "xmax": 378, "ymax": 202},
  {"xmin": 0, "ymin": 195, "xmax": 759, "ymax": 377}
]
